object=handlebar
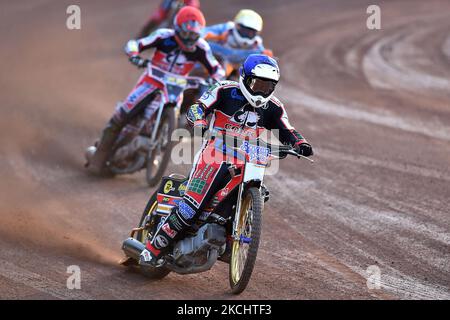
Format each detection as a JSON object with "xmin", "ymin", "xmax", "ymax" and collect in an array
[
  {"xmin": 141, "ymin": 60, "xmax": 210, "ymax": 86},
  {"xmin": 209, "ymin": 129, "xmax": 312, "ymax": 161},
  {"xmin": 129, "ymin": 56, "xmax": 211, "ymax": 86}
]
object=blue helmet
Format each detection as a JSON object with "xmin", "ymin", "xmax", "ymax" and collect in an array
[{"xmin": 239, "ymin": 54, "xmax": 280, "ymax": 108}]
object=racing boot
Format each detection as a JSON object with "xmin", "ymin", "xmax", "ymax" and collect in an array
[
  {"xmin": 139, "ymin": 202, "xmax": 193, "ymax": 267},
  {"xmin": 86, "ymin": 119, "xmax": 122, "ymax": 175}
]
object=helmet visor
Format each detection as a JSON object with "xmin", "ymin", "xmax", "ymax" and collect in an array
[
  {"xmin": 237, "ymin": 24, "xmax": 258, "ymax": 39},
  {"xmin": 246, "ymin": 77, "xmax": 277, "ymax": 97},
  {"xmin": 179, "ymin": 29, "xmax": 200, "ymax": 41},
  {"xmin": 177, "ymin": 20, "xmax": 202, "ymax": 48}
]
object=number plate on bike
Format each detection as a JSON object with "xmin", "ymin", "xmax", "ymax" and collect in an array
[
  {"xmin": 165, "ymin": 76, "xmax": 187, "ymax": 86},
  {"xmin": 240, "ymin": 141, "xmax": 270, "ymax": 164}
]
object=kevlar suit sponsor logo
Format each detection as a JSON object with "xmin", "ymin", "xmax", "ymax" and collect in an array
[{"xmin": 154, "ymin": 235, "xmax": 169, "ymax": 248}]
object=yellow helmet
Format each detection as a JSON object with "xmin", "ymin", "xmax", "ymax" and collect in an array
[
  {"xmin": 234, "ymin": 9, "xmax": 263, "ymax": 32},
  {"xmin": 232, "ymin": 9, "xmax": 263, "ymax": 48}
]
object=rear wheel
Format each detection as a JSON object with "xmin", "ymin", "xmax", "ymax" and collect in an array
[
  {"xmin": 229, "ymin": 187, "xmax": 263, "ymax": 294},
  {"xmin": 135, "ymin": 192, "xmax": 171, "ymax": 279},
  {"xmin": 146, "ymin": 107, "xmax": 177, "ymax": 187}
]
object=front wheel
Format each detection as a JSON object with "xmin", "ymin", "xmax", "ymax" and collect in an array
[
  {"xmin": 146, "ymin": 107, "xmax": 177, "ymax": 187},
  {"xmin": 229, "ymin": 187, "xmax": 263, "ymax": 294}
]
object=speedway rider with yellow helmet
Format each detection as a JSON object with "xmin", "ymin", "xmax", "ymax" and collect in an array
[{"xmin": 201, "ymin": 9, "xmax": 274, "ymax": 78}]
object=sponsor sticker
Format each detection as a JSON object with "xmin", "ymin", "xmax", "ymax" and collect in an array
[
  {"xmin": 169, "ymin": 215, "xmax": 183, "ymax": 230},
  {"xmin": 240, "ymin": 141, "xmax": 270, "ymax": 162},
  {"xmin": 155, "ymin": 235, "xmax": 169, "ymax": 248},
  {"xmin": 231, "ymin": 88, "xmax": 245, "ymax": 101},
  {"xmin": 220, "ymin": 188, "xmax": 229, "ymax": 197},
  {"xmin": 164, "ymin": 180, "xmax": 174, "ymax": 193},
  {"xmin": 162, "ymin": 223, "xmax": 177, "ymax": 238},
  {"xmin": 178, "ymin": 201, "xmax": 196, "ymax": 220},
  {"xmin": 178, "ymin": 181, "xmax": 188, "ymax": 196},
  {"xmin": 141, "ymin": 249, "xmax": 152, "ymax": 262},
  {"xmin": 187, "ymin": 178, "xmax": 207, "ymax": 195}
]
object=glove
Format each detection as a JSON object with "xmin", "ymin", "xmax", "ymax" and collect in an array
[
  {"xmin": 295, "ymin": 143, "xmax": 313, "ymax": 157},
  {"xmin": 263, "ymin": 49, "xmax": 274, "ymax": 57},
  {"xmin": 129, "ymin": 56, "xmax": 149, "ymax": 68}
]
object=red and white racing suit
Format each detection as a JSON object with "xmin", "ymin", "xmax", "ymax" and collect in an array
[
  {"xmin": 146, "ymin": 80, "xmax": 309, "ymax": 257},
  {"xmin": 87, "ymin": 28, "xmax": 223, "ymax": 174},
  {"xmin": 112, "ymin": 28, "xmax": 224, "ymax": 126}
]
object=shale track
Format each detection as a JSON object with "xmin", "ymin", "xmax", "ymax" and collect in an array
[{"xmin": 0, "ymin": 0, "xmax": 449, "ymax": 299}]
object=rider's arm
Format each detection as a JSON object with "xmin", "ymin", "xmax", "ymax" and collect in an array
[
  {"xmin": 125, "ymin": 29, "xmax": 170, "ymax": 58},
  {"xmin": 186, "ymin": 83, "xmax": 224, "ymax": 127},
  {"xmin": 267, "ymin": 98, "xmax": 308, "ymax": 146},
  {"xmin": 195, "ymin": 39, "xmax": 226, "ymax": 81},
  {"xmin": 206, "ymin": 39, "xmax": 273, "ymax": 65},
  {"xmin": 201, "ymin": 22, "xmax": 233, "ymax": 42}
]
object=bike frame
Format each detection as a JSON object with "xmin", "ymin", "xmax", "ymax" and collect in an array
[
  {"xmin": 231, "ymin": 161, "xmax": 267, "ymax": 240},
  {"xmin": 200, "ymin": 134, "xmax": 275, "ymax": 241},
  {"xmin": 145, "ymin": 64, "xmax": 207, "ymax": 150}
]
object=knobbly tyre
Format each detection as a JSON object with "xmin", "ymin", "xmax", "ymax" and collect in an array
[
  {"xmin": 120, "ymin": 131, "xmax": 311, "ymax": 294},
  {"xmin": 85, "ymin": 63, "xmax": 209, "ymax": 186}
]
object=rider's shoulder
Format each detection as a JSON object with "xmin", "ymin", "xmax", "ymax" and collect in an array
[
  {"xmin": 254, "ymin": 35, "xmax": 263, "ymax": 46},
  {"xmin": 219, "ymin": 80, "xmax": 238, "ymax": 87},
  {"xmin": 204, "ymin": 21, "xmax": 234, "ymax": 34},
  {"xmin": 267, "ymin": 96, "xmax": 285, "ymax": 109},
  {"xmin": 196, "ymin": 38, "xmax": 212, "ymax": 51},
  {"xmin": 206, "ymin": 81, "xmax": 238, "ymax": 97},
  {"xmin": 216, "ymin": 80, "xmax": 239, "ymax": 90},
  {"xmin": 225, "ymin": 21, "xmax": 235, "ymax": 31},
  {"xmin": 151, "ymin": 28, "xmax": 175, "ymax": 39}
]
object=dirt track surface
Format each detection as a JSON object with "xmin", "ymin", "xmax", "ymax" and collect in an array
[{"xmin": 1, "ymin": 0, "xmax": 449, "ymax": 299}]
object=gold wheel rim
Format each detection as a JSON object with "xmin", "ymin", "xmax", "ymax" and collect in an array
[
  {"xmin": 139, "ymin": 201, "xmax": 158, "ymax": 243},
  {"xmin": 231, "ymin": 194, "xmax": 253, "ymax": 285}
]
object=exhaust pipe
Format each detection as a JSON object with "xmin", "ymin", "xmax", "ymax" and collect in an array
[{"xmin": 122, "ymin": 237, "xmax": 145, "ymax": 261}]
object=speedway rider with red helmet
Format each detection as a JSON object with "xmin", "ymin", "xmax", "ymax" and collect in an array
[
  {"xmin": 140, "ymin": 54, "xmax": 313, "ymax": 266},
  {"xmin": 87, "ymin": 6, "xmax": 225, "ymax": 175}
]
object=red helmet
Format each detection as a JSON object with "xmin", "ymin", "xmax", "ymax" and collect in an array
[{"xmin": 174, "ymin": 6, "xmax": 206, "ymax": 51}]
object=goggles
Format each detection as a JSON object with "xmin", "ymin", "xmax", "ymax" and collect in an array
[
  {"xmin": 179, "ymin": 20, "xmax": 201, "ymax": 40},
  {"xmin": 179, "ymin": 30, "xmax": 200, "ymax": 41},
  {"xmin": 246, "ymin": 77, "xmax": 277, "ymax": 97},
  {"xmin": 236, "ymin": 24, "xmax": 258, "ymax": 39}
]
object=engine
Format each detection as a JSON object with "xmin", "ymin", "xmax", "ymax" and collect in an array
[{"xmin": 170, "ymin": 223, "xmax": 227, "ymax": 273}]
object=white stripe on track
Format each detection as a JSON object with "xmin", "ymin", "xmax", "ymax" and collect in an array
[{"xmin": 279, "ymin": 85, "xmax": 450, "ymax": 141}]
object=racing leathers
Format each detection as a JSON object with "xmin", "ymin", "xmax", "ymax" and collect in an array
[
  {"xmin": 87, "ymin": 28, "xmax": 224, "ymax": 174},
  {"xmin": 201, "ymin": 22, "xmax": 273, "ymax": 77},
  {"xmin": 142, "ymin": 80, "xmax": 312, "ymax": 262}
]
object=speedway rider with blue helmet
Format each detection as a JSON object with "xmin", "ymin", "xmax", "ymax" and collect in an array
[{"xmin": 140, "ymin": 54, "xmax": 313, "ymax": 265}]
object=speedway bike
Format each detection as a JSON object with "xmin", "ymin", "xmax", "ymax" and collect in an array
[
  {"xmin": 120, "ymin": 131, "xmax": 310, "ymax": 293},
  {"xmin": 85, "ymin": 63, "xmax": 209, "ymax": 186}
]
